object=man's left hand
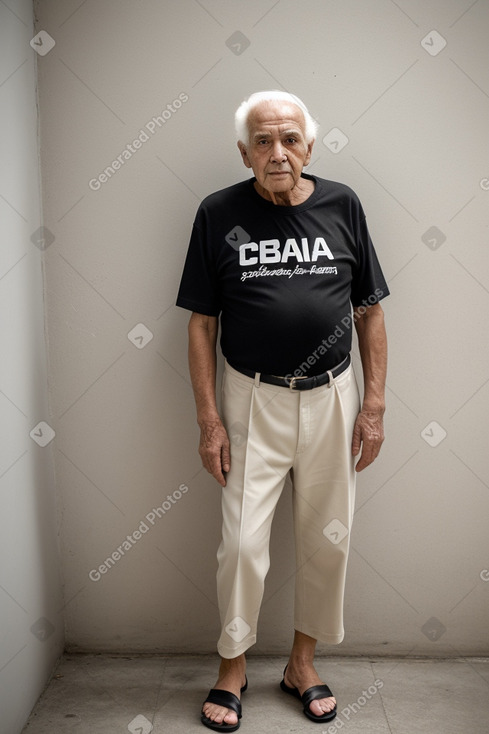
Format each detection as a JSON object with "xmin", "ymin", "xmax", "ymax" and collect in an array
[{"xmin": 352, "ymin": 408, "xmax": 385, "ymax": 472}]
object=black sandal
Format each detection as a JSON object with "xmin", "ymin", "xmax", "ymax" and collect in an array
[
  {"xmin": 201, "ymin": 678, "xmax": 248, "ymax": 732},
  {"xmin": 280, "ymin": 665, "xmax": 337, "ymax": 723}
]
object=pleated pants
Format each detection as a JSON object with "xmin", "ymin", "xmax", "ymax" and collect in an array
[{"xmin": 216, "ymin": 359, "xmax": 360, "ymax": 658}]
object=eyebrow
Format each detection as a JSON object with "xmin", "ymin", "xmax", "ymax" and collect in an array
[{"xmin": 252, "ymin": 129, "xmax": 303, "ymax": 140}]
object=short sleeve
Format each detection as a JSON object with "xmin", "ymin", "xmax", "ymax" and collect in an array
[
  {"xmin": 176, "ymin": 206, "xmax": 221, "ymax": 316},
  {"xmin": 350, "ymin": 201, "xmax": 390, "ymax": 307}
]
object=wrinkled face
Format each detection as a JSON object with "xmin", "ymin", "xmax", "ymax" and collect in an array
[{"xmin": 238, "ymin": 100, "xmax": 313, "ymax": 197}]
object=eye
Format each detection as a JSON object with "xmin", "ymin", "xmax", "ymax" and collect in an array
[{"xmin": 285, "ymin": 137, "xmax": 297, "ymax": 144}]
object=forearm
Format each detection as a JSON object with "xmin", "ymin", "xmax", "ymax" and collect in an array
[
  {"xmin": 188, "ymin": 312, "xmax": 230, "ymax": 486},
  {"xmin": 354, "ymin": 303, "xmax": 387, "ymax": 412},
  {"xmin": 188, "ymin": 312, "xmax": 220, "ymax": 424}
]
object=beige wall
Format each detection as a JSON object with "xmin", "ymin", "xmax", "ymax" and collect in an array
[
  {"xmin": 0, "ymin": 1, "xmax": 64, "ymax": 731},
  {"xmin": 36, "ymin": 0, "xmax": 489, "ymax": 656}
]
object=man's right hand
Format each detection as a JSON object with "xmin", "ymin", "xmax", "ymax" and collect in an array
[{"xmin": 198, "ymin": 418, "xmax": 231, "ymax": 487}]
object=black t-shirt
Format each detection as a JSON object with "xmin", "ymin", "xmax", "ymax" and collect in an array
[{"xmin": 176, "ymin": 173, "xmax": 389, "ymax": 376}]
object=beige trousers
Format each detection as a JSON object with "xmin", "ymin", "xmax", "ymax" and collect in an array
[{"xmin": 216, "ymin": 359, "xmax": 361, "ymax": 658}]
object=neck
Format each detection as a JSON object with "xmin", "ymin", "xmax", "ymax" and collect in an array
[{"xmin": 254, "ymin": 176, "xmax": 314, "ymax": 206}]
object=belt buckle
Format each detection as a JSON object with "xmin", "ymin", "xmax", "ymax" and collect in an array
[{"xmin": 288, "ymin": 376, "xmax": 307, "ymax": 390}]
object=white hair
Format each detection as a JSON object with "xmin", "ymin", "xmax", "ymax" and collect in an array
[{"xmin": 235, "ymin": 90, "xmax": 318, "ymax": 145}]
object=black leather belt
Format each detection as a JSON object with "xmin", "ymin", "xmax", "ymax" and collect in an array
[{"xmin": 228, "ymin": 354, "xmax": 351, "ymax": 391}]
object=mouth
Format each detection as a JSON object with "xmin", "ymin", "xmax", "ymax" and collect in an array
[{"xmin": 268, "ymin": 171, "xmax": 290, "ymax": 177}]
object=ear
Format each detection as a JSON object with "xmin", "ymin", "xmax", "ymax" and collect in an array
[
  {"xmin": 303, "ymin": 139, "xmax": 314, "ymax": 166},
  {"xmin": 237, "ymin": 140, "xmax": 252, "ymax": 169}
]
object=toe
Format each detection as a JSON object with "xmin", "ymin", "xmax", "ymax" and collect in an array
[
  {"xmin": 202, "ymin": 703, "xmax": 219, "ymax": 722},
  {"xmin": 223, "ymin": 709, "xmax": 238, "ymax": 725},
  {"xmin": 203, "ymin": 703, "xmax": 238, "ymax": 725},
  {"xmin": 309, "ymin": 697, "xmax": 336, "ymax": 717}
]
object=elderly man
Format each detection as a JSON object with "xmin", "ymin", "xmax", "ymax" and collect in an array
[{"xmin": 177, "ymin": 90, "xmax": 389, "ymax": 731}]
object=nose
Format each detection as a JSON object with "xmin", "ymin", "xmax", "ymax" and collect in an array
[{"xmin": 270, "ymin": 140, "xmax": 287, "ymax": 163}]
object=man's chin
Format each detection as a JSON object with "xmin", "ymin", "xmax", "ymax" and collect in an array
[{"xmin": 267, "ymin": 173, "xmax": 292, "ymax": 184}]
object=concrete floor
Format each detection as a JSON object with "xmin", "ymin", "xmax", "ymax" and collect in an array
[{"xmin": 21, "ymin": 654, "xmax": 489, "ymax": 734}]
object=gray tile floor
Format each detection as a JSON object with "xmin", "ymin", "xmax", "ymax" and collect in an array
[{"xmin": 21, "ymin": 654, "xmax": 489, "ymax": 734}]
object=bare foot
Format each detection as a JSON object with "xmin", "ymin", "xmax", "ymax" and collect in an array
[
  {"xmin": 202, "ymin": 654, "xmax": 247, "ymax": 726},
  {"xmin": 284, "ymin": 659, "xmax": 336, "ymax": 718}
]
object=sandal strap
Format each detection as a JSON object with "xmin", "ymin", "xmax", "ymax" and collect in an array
[
  {"xmin": 301, "ymin": 683, "xmax": 334, "ymax": 709},
  {"xmin": 203, "ymin": 689, "xmax": 242, "ymax": 719}
]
